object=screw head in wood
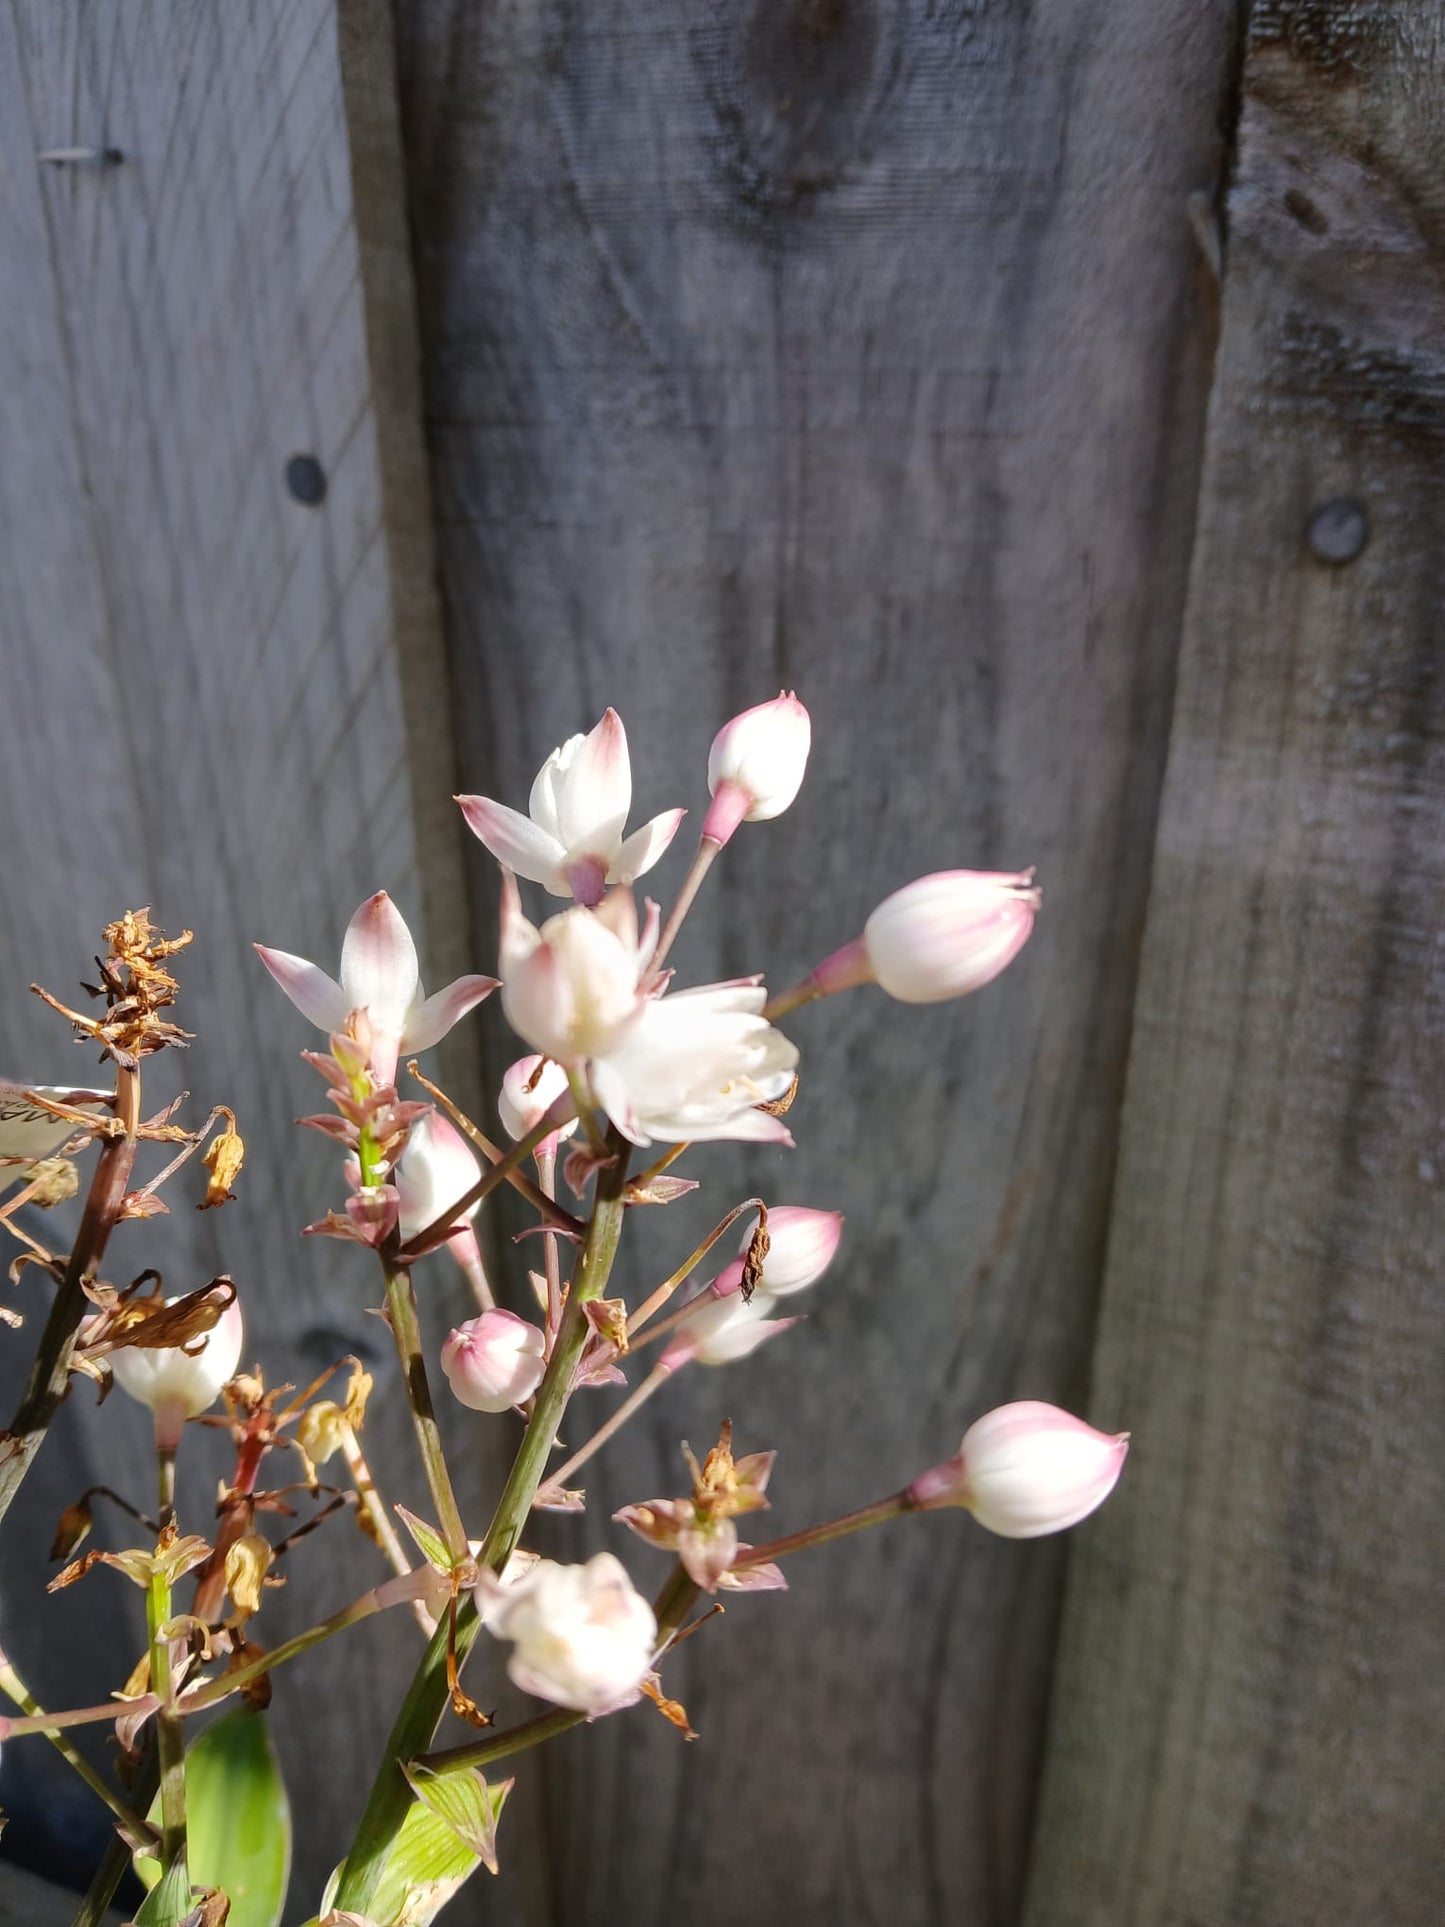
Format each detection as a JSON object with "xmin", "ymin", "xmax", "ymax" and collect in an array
[
  {"xmin": 285, "ymin": 454, "xmax": 328, "ymax": 507},
  {"xmin": 1306, "ymin": 498, "xmax": 1368, "ymax": 565}
]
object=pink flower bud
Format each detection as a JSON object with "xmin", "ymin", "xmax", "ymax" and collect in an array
[
  {"xmin": 440, "ymin": 1309, "xmax": 547, "ymax": 1412},
  {"xmin": 909, "ymin": 1401, "xmax": 1128, "ymax": 1538},
  {"xmin": 110, "ymin": 1296, "xmax": 245, "ymax": 1448},
  {"xmin": 712, "ymin": 1205, "xmax": 843, "ymax": 1299},
  {"xmin": 660, "ymin": 1284, "xmax": 800, "ymax": 1370},
  {"xmin": 498, "ymin": 1055, "xmax": 579, "ymax": 1146},
  {"xmin": 702, "ymin": 692, "xmax": 811, "ymax": 844},
  {"xmin": 478, "ymin": 1550, "xmax": 656, "ymax": 1713},
  {"xmin": 860, "ymin": 869, "xmax": 1040, "ymax": 1004}
]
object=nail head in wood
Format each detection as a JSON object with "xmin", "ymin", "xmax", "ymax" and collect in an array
[
  {"xmin": 285, "ymin": 454, "xmax": 328, "ymax": 507},
  {"xmin": 1306, "ymin": 497, "xmax": 1367, "ymax": 565}
]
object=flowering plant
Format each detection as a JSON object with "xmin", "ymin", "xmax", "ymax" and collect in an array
[{"xmin": 0, "ymin": 700, "xmax": 1124, "ymax": 1926}]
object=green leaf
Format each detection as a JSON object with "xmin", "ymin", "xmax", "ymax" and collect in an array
[
  {"xmin": 338, "ymin": 1771, "xmax": 511, "ymax": 1927},
  {"xmin": 136, "ymin": 1707, "xmax": 291, "ymax": 1927},
  {"xmin": 133, "ymin": 1854, "xmax": 193, "ymax": 1925},
  {"xmin": 393, "ymin": 1506, "xmax": 452, "ymax": 1573}
]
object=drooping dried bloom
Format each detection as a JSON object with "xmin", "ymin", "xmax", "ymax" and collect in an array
[
  {"xmin": 441, "ymin": 1310, "xmax": 547, "ymax": 1413},
  {"xmin": 908, "ymin": 1401, "xmax": 1128, "ymax": 1537},
  {"xmin": 458, "ymin": 709, "xmax": 684, "ymax": 907},
  {"xmin": 255, "ymin": 892, "xmax": 496, "ymax": 1087},
  {"xmin": 702, "ymin": 692, "xmax": 812, "ymax": 844},
  {"xmin": 478, "ymin": 1551, "xmax": 656, "ymax": 1713},
  {"xmin": 109, "ymin": 1294, "xmax": 245, "ymax": 1449}
]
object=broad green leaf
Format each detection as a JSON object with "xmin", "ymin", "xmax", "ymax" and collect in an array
[
  {"xmin": 133, "ymin": 1854, "xmax": 193, "ymax": 1925},
  {"xmin": 402, "ymin": 1762, "xmax": 512, "ymax": 1873},
  {"xmin": 339, "ymin": 1772, "xmax": 511, "ymax": 1927},
  {"xmin": 393, "ymin": 1506, "xmax": 452, "ymax": 1572},
  {"xmin": 136, "ymin": 1707, "xmax": 291, "ymax": 1927}
]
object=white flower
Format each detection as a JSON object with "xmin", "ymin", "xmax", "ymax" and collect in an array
[
  {"xmin": 479, "ymin": 1551, "xmax": 656, "ymax": 1713},
  {"xmin": 498, "ymin": 1056, "xmax": 579, "ymax": 1147},
  {"xmin": 441, "ymin": 1310, "xmax": 547, "ymax": 1412},
  {"xmin": 702, "ymin": 691, "xmax": 812, "ymax": 843},
  {"xmin": 863, "ymin": 870, "xmax": 1040, "ymax": 1004},
  {"xmin": 111, "ymin": 1296, "xmax": 244, "ymax": 1441},
  {"xmin": 458, "ymin": 709, "xmax": 684, "ymax": 907},
  {"xmin": 588, "ymin": 983, "xmax": 798, "ymax": 1146},
  {"xmin": 908, "ymin": 1401, "xmax": 1129, "ymax": 1537},
  {"xmin": 394, "ymin": 1110, "xmax": 481, "ymax": 1241},
  {"xmin": 660, "ymin": 1285, "xmax": 800, "ymax": 1368},
  {"xmin": 255, "ymin": 892, "xmax": 496, "ymax": 1087},
  {"xmin": 498, "ymin": 877, "xmax": 652, "ymax": 1067}
]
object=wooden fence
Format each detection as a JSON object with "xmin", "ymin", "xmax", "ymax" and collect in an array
[{"xmin": 0, "ymin": 3, "xmax": 1438, "ymax": 1923}]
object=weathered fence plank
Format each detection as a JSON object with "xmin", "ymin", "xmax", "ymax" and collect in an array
[
  {"xmin": 1025, "ymin": 8, "xmax": 1445, "ymax": 1925},
  {"xmin": 392, "ymin": 4, "xmax": 1237, "ymax": 1921},
  {"xmin": 0, "ymin": 2, "xmax": 493, "ymax": 1911}
]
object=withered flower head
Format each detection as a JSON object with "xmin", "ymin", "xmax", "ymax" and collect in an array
[{"xmin": 33, "ymin": 908, "xmax": 194, "ymax": 1068}]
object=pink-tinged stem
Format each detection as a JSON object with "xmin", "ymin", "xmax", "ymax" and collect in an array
[
  {"xmin": 399, "ymin": 1104, "xmax": 572, "ymax": 1258},
  {"xmin": 544, "ymin": 1362, "xmax": 673, "ymax": 1493},
  {"xmin": 0, "ymin": 1652, "xmax": 156, "ymax": 1840},
  {"xmin": 407, "ymin": 1061, "xmax": 582, "ymax": 1237},
  {"xmin": 763, "ymin": 935, "xmax": 873, "ymax": 1022},
  {"xmin": 626, "ymin": 1197, "xmax": 765, "ymax": 1338},
  {"xmin": 735, "ymin": 1489, "xmax": 916, "ymax": 1567},
  {"xmin": 650, "ymin": 836, "xmax": 722, "ymax": 977},
  {"xmin": 379, "ymin": 1251, "xmax": 469, "ymax": 1563}
]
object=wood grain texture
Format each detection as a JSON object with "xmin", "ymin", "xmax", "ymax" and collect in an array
[
  {"xmin": 0, "ymin": 2, "xmax": 499, "ymax": 1912},
  {"xmin": 1025, "ymin": 8, "xmax": 1445, "ymax": 1925},
  {"xmin": 393, "ymin": 4, "xmax": 1237, "ymax": 1921}
]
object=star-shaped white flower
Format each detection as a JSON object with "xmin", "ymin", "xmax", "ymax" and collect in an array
[{"xmin": 457, "ymin": 709, "xmax": 684, "ymax": 907}]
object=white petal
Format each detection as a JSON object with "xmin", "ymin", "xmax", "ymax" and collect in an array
[
  {"xmin": 554, "ymin": 708, "xmax": 631, "ymax": 853},
  {"xmin": 457, "ymin": 795, "xmax": 568, "ymax": 893},
  {"xmin": 403, "ymin": 974, "xmax": 498, "ymax": 1054},
  {"xmin": 339, "ymin": 894, "xmax": 420, "ymax": 1030},
  {"xmin": 613, "ymin": 808, "xmax": 686, "ymax": 884},
  {"xmin": 254, "ymin": 945, "xmax": 350, "ymax": 1033}
]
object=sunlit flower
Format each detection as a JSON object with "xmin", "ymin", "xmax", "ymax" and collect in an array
[
  {"xmin": 478, "ymin": 1551, "xmax": 656, "ymax": 1713},
  {"xmin": 702, "ymin": 692, "xmax": 812, "ymax": 845},
  {"xmin": 458, "ymin": 710, "xmax": 684, "ymax": 907},
  {"xmin": 441, "ymin": 1309, "xmax": 547, "ymax": 1413},
  {"xmin": 255, "ymin": 892, "xmax": 496, "ymax": 1086},
  {"xmin": 588, "ymin": 984, "xmax": 797, "ymax": 1146},
  {"xmin": 498, "ymin": 1055, "xmax": 579, "ymax": 1149},
  {"xmin": 908, "ymin": 1401, "xmax": 1129, "ymax": 1537},
  {"xmin": 394, "ymin": 1109, "xmax": 491, "ymax": 1298},
  {"xmin": 659, "ymin": 1283, "xmax": 800, "ymax": 1370},
  {"xmin": 499, "ymin": 877, "xmax": 651, "ymax": 1066},
  {"xmin": 710, "ymin": 1205, "xmax": 843, "ymax": 1298}
]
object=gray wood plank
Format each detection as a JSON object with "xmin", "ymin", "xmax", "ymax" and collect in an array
[
  {"xmin": 393, "ymin": 4, "xmax": 1237, "ymax": 1921},
  {"xmin": 1025, "ymin": 10, "xmax": 1445, "ymax": 1925},
  {"xmin": 0, "ymin": 4, "xmax": 498, "ymax": 1915}
]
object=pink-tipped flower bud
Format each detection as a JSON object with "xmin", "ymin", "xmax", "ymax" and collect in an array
[
  {"xmin": 909, "ymin": 1401, "xmax": 1128, "ymax": 1538},
  {"xmin": 712, "ymin": 1205, "xmax": 844, "ymax": 1299},
  {"xmin": 110, "ymin": 1296, "xmax": 245, "ymax": 1449},
  {"xmin": 498, "ymin": 1055, "xmax": 579, "ymax": 1147},
  {"xmin": 702, "ymin": 692, "xmax": 812, "ymax": 844},
  {"xmin": 441, "ymin": 1309, "xmax": 547, "ymax": 1413},
  {"xmin": 859, "ymin": 869, "xmax": 1040, "ymax": 1004}
]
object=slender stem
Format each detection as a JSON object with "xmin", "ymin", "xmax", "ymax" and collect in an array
[
  {"xmin": 0, "ymin": 1653, "xmax": 155, "ymax": 1841},
  {"xmin": 333, "ymin": 1143, "xmax": 632, "ymax": 1920},
  {"xmin": 650, "ymin": 837, "xmax": 721, "ymax": 977},
  {"xmin": 407, "ymin": 1063, "xmax": 582, "ymax": 1237},
  {"xmin": 534, "ymin": 1144, "xmax": 564, "ymax": 1347},
  {"xmin": 479, "ymin": 1145, "xmax": 631, "ymax": 1575},
  {"xmin": 156, "ymin": 1439, "xmax": 176, "ymax": 1530},
  {"xmin": 543, "ymin": 1363, "xmax": 671, "ymax": 1494},
  {"xmin": 73, "ymin": 1746, "xmax": 160, "ymax": 1927},
  {"xmin": 761, "ymin": 977, "xmax": 826, "ymax": 1023},
  {"xmin": 626, "ymin": 1198, "xmax": 764, "ymax": 1338},
  {"xmin": 0, "ymin": 1067, "xmax": 138, "ymax": 1527},
  {"xmin": 380, "ymin": 1253, "xmax": 468, "ymax": 1562},
  {"xmin": 146, "ymin": 1565, "xmax": 187, "ymax": 1882},
  {"xmin": 399, "ymin": 1107, "xmax": 570, "ymax": 1259},
  {"xmin": 735, "ymin": 1489, "xmax": 915, "ymax": 1567}
]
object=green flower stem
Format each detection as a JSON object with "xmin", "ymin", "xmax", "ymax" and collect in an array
[
  {"xmin": 73, "ymin": 1745, "xmax": 160, "ymax": 1927},
  {"xmin": 146, "ymin": 1565, "xmax": 187, "ymax": 1884},
  {"xmin": 333, "ymin": 1143, "xmax": 631, "ymax": 1920},
  {"xmin": 0, "ymin": 1653, "xmax": 155, "ymax": 1842},
  {"xmin": 380, "ymin": 1252, "xmax": 469, "ymax": 1562}
]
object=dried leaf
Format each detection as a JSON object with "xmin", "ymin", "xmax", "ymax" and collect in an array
[
  {"xmin": 200, "ymin": 1120, "xmax": 245, "ymax": 1209},
  {"xmin": 49, "ymin": 1497, "xmax": 94, "ymax": 1562},
  {"xmin": 640, "ymin": 1674, "xmax": 697, "ymax": 1741}
]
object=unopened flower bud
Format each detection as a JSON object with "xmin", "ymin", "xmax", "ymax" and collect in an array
[
  {"xmin": 712, "ymin": 1205, "xmax": 843, "ymax": 1299},
  {"xmin": 660, "ymin": 1285, "xmax": 799, "ymax": 1370},
  {"xmin": 441, "ymin": 1309, "xmax": 547, "ymax": 1413},
  {"xmin": 479, "ymin": 1551, "xmax": 656, "ymax": 1713},
  {"xmin": 702, "ymin": 692, "xmax": 812, "ymax": 844},
  {"xmin": 909, "ymin": 1401, "xmax": 1128, "ymax": 1538},
  {"xmin": 110, "ymin": 1296, "xmax": 244, "ymax": 1448},
  {"xmin": 862, "ymin": 870, "xmax": 1040, "ymax": 1003},
  {"xmin": 498, "ymin": 1056, "xmax": 579, "ymax": 1147}
]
